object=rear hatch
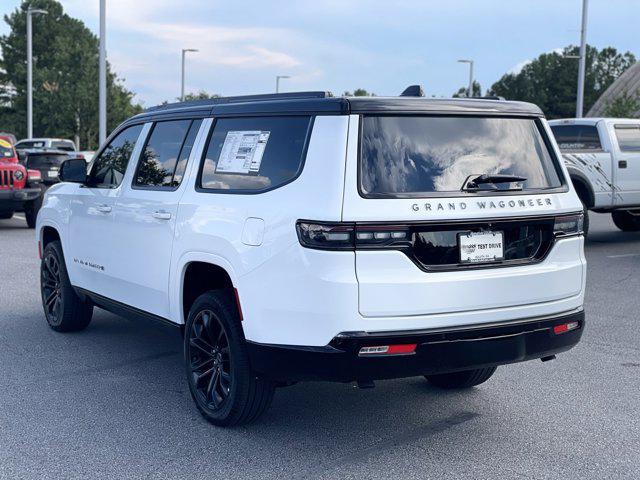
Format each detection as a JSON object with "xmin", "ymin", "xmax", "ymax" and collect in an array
[
  {"xmin": 24, "ymin": 151, "xmax": 69, "ymax": 183},
  {"xmin": 342, "ymin": 113, "xmax": 584, "ymax": 317}
]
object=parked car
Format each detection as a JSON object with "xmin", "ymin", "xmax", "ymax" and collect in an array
[
  {"xmin": 0, "ymin": 133, "xmax": 17, "ymax": 145},
  {"xmin": 37, "ymin": 90, "xmax": 586, "ymax": 426},
  {"xmin": 20, "ymin": 149, "xmax": 75, "ymax": 186},
  {"xmin": 15, "ymin": 137, "xmax": 77, "ymax": 152},
  {"xmin": 0, "ymin": 138, "xmax": 43, "ymax": 227},
  {"xmin": 549, "ymin": 118, "xmax": 640, "ymax": 233}
]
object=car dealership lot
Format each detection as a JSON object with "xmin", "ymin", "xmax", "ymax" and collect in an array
[{"xmin": 0, "ymin": 213, "xmax": 638, "ymax": 479}]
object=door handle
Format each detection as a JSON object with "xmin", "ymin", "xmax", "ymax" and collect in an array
[
  {"xmin": 96, "ymin": 204, "xmax": 112, "ymax": 213},
  {"xmin": 152, "ymin": 210, "xmax": 172, "ymax": 220},
  {"xmin": 619, "ymin": 160, "xmax": 628, "ymax": 169}
]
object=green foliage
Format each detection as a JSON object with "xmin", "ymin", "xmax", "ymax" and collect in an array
[
  {"xmin": 452, "ymin": 80, "xmax": 482, "ymax": 98},
  {"xmin": 0, "ymin": 0, "xmax": 143, "ymax": 149},
  {"xmin": 182, "ymin": 91, "xmax": 221, "ymax": 101},
  {"xmin": 603, "ymin": 90, "xmax": 640, "ymax": 118},
  {"xmin": 489, "ymin": 45, "xmax": 636, "ymax": 119},
  {"xmin": 343, "ymin": 88, "xmax": 375, "ymax": 97}
]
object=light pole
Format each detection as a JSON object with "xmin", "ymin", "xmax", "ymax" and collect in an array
[
  {"xmin": 457, "ymin": 59, "xmax": 474, "ymax": 98},
  {"xmin": 275, "ymin": 75, "xmax": 290, "ymax": 93},
  {"xmin": 26, "ymin": 6, "xmax": 48, "ymax": 139},
  {"xmin": 576, "ymin": 0, "xmax": 589, "ymax": 118},
  {"xmin": 181, "ymin": 48, "xmax": 199, "ymax": 101},
  {"xmin": 99, "ymin": 0, "xmax": 106, "ymax": 145}
]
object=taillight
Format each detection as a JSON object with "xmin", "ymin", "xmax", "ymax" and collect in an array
[
  {"xmin": 554, "ymin": 213, "xmax": 584, "ymax": 237},
  {"xmin": 296, "ymin": 221, "xmax": 412, "ymax": 251},
  {"xmin": 296, "ymin": 222, "xmax": 354, "ymax": 250},
  {"xmin": 27, "ymin": 169, "xmax": 42, "ymax": 181}
]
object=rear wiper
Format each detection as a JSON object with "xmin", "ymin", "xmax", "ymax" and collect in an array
[{"xmin": 462, "ymin": 174, "xmax": 527, "ymax": 191}]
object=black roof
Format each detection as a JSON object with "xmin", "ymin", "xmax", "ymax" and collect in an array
[{"xmin": 129, "ymin": 91, "xmax": 543, "ymax": 124}]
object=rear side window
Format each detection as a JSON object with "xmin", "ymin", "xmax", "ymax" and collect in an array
[
  {"xmin": 361, "ymin": 116, "xmax": 563, "ymax": 197},
  {"xmin": 550, "ymin": 124, "xmax": 602, "ymax": 151},
  {"xmin": 614, "ymin": 124, "xmax": 640, "ymax": 151},
  {"xmin": 134, "ymin": 119, "xmax": 201, "ymax": 188},
  {"xmin": 199, "ymin": 116, "xmax": 312, "ymax": 193},
  {"xmin": 88, "ymin": 124, "xmax": 143, "ymax": 188},
  {"xmin": 52, "ymin": 141, "xmax": 75, "ymax": 151}
]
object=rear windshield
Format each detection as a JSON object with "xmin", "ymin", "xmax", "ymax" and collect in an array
[
  {"xmin": 360, "ymin": 116, "xmax": 563, "ymax": 197},
  {"xmin": 550, "ymin": 124, "xmax": 603, "ymax": 151},
  {"xmin": 26, "ymin": 153, "xmax": 69, "ymax": 168}
]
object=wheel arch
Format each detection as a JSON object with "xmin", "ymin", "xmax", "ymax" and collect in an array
[
  {"xmin": 567, "ymin": 169, "xmax": 595, "ymax": 209},
  {"xmin": 175, "ymin": 253, "xmax": 241, "ymax": 326}
]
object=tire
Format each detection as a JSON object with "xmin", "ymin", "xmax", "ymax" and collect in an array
[
  {"xmin": 40, "ymin": 240, "xmax": 93, "ymax": 332},
  {"xmin": 184, "ymin": 290, "xmax": 275, "ymax": 427},
  {"xmin": 581, "ymin": 202, "xmax": 590, "ymax": 236},
  {"xmin": 425, "ymin": 366, "xmax": 497, "ymax": 389},
  {"xmin": 24, "ymin": 188, "xmax": 44, "ymax": 229},
  {"xmin": 612, "ymin": 210, "xmax": 640, "ymax": 232},
  {"xmin": 0, "ymin": 211, "xmax": 13, "ymax": 220}
]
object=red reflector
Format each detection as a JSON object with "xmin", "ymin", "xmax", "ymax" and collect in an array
[
  {"xmin": 233, "ymin": 288, "xmax": 243, "ymax": 321},
  {"xmin": 359, "ymin": 343, "xmax": 417, "ymax": 356},
  {"xmin": 387, "ymin": 344, "xmax": 417, "ymax": 354},
  {"xmin": 553, "ymin": 321, "xmax": 579, "ymax": 335}
]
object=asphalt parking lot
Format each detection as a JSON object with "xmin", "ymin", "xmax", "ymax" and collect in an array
[{"xmin": 0, "ymin": 212, "xmax": 639, "ymax": 479}]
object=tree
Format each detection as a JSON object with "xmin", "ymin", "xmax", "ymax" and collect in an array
[
  {"xmin": 452, "ymin": 81, "xmax": 482, "ymax": 98},
  {"xmin": 604, "ymin": 90, "xmax": 640, "ymax": 118},
  {"xmin": 182, "ymin": 91, "xmax": 221, "ymax": 101},
  {"xmin": 0, "ymin": 0, "xmax": 142, "ymax": 149},
  {"xmin": 488, "ymin": 45, "xmax": 636, "ymax": 118},
  {"xmin": 343, "ymin": 88, "xmax": 375, "ymax": 96}
]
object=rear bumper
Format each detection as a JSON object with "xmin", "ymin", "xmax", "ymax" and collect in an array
[
  {"xmin": 246, "ymin": 309, "xmax": 585, "ymax": 382},
  {"xmin": 0, "ymin": 187, "xmax": 41, "ymax": 205}
]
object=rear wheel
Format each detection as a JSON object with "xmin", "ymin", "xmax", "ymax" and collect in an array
[
  {"xmin": 612, "ymin": 210, "xmax": 640, "ymax": 232},
  {"xmin": 185, "ymin": 290, "xmax": 275, "ymax": 426},
  {"xmin": 425, "ymin": 366, "xmax": 497, "ymax": 389},
  {"xmin": 581, "ymin": 201, "xmax": 590, "ymax": 236},
  {"xmin": 40, "ymin": 241, "xmax": 93, "ymax": 332}
]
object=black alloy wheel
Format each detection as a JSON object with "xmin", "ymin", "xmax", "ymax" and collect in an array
[
  {"xmin": 187, "ymin": 309, "xmax": 233, "ymax": 410},
  {"xmin": 184, "ymin": 291, "xmax": 275, "ymax": 426},
  {"xmin": 41, "ymin": 250, "xmax": 63, "ymax": 325},
  {"xmin": 40, "ymin": 240, "xmax": 93, "ymax": 332}
]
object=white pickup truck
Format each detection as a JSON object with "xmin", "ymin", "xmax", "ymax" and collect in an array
[{"xmin": 549, "ymin": 118, "xmax": 640, "ymax": 233}]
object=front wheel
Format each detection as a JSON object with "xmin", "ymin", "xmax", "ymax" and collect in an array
[
  {"xmin": 612, "ymin": 210, "xmax": 640, "ymax": 232},
  {"xmin": 185, "ymin": 291, "xmax": 275, "ymax": 426},
  {"xmin": 41, "ymin": 241, "xmax": 93, "ymax": 332},
  {"xmin": 425, "ymin": 366, "xmax": 497, "ymax": 389}
]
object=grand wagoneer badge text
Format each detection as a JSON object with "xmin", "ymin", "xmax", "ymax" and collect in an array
[{"xmin": 411, "ymin": 197, "xmax": 553, "ymax": 212}]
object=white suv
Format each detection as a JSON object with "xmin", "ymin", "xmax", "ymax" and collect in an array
[{"xmin": 36, "ymin": 90, "xmax": 586, "ymax": 426}]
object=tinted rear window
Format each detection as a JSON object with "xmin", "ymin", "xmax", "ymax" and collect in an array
[
  {"xmin": 550, "ymin": 124, "xmax": 602, "ymax": 151},
  {"xmin": 361, "ymin": 116, "xmax": 563, "ymax": 197},
  {"xmin": 26, "ymin": 154, "xmax": 68, "ymax": 168},
  {"xmin": 199, "ymin": 116, "xmax": 312, "ymax": 192}
]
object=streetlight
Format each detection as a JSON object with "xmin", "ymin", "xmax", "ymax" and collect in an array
[
  {"xmin": 99, "ymin": 0, "xmax": 106, "ymax": 145},
  {"xmin": 181, "ymin": 48, "xmax": 199, "ymax": 101},
  {"xmin": 576, "ymin": 0, "xmax": 589, "ymax": 118},
  {"xmin": 457, "ymin": 59, "xmax": 474, "ymax": 98},
  {"xmin": 26, "ymin": 6, "xmax": 48, "ymax": 139},
  {"xmin": 275, "ymin": 75, "xmax": 290, "ymax": 94}
]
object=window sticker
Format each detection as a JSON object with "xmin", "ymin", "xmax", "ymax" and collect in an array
[{"xmin": 215, "ymin": 131, "xmax": 270, "ymax": 174}]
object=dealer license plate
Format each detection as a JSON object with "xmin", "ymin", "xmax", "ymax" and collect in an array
[
  {"xmin": 458, "ymin": 231, "xmax": 504, "ymax": 264},
  {"xmin": 48, "ymin": 170, "xmax": 58, "ymax": 178}
]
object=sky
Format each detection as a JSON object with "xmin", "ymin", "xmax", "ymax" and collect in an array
[{"xmin": 0, "ymin": 0, "xmax": 639, "ymax": 107}]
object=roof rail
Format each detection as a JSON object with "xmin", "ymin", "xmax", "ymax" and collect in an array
[{"xmin": 146, "ymin": 91, "xmax": 333, "ymax": 112}]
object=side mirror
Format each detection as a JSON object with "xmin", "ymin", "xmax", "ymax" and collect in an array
[{"xmin": 59, "ymin": 158, "xmax": 88, "ymax": 184}]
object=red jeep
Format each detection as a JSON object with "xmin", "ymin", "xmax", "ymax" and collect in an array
[{"xmin": 0, "ymin": 138, "xmax": 43, "ymax": 228}]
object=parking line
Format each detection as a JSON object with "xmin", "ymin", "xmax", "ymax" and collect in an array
[
  {"xmin": 607, "ymin": 253, "xmax": 640, "ymax": 259},
  {"xmin": 14, "ymin": 214, "xmax": 26, "ymax": 220}
]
